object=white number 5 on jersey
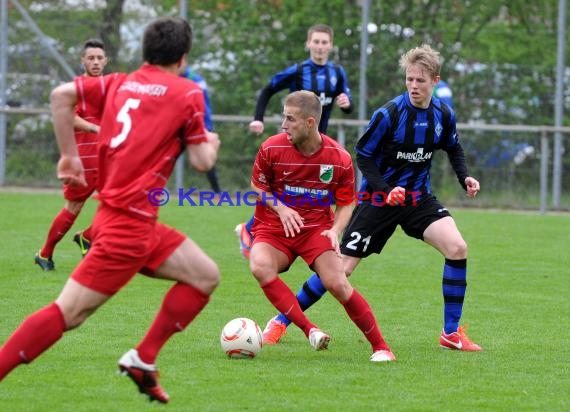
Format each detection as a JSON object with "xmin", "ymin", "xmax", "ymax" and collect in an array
[{"xmin": 110, "ymin": 98, "xmax": 141, "ymax": 148}]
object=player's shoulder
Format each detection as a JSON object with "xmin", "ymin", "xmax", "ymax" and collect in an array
[
  {"xmin": 321, "ymin": 134, "xmax": 352, "ymax": 159},
  {"xmin": 276, "ymin": 61, "xmax": 302, "ymax": 76},
  {"xmin": 262, "ymin": 132, "xmax": 289, "ymax": 147},
  {"xmin": 104, "ymin": 72, "xmax": 127, "ymax": 81},
  {"xmin": 322, "ymin": 134, "xmax": 343, "ymax": 147},
  {"xmin": 327, "ymin": 60, "xmax": 345, "ymax": 70},
  {"xmin": 162, "ymin": 70, "xmax": 204, "ymax": 98},
  {"xmin": 74, "ymin": 72, "xmax": 127, "ymax": 97},
  {"xmin": 258, "ymin": 133, "xmax": 290, "ymax": 160},
  {"xmin": 373, "ymin": 94, "xmax": 405, "ymax": 117}
]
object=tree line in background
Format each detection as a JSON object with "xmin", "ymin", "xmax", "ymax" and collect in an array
[
  {"xmin": 2, "ymin": 0, "xmax": 570, "ymax": 208},
  {"xmin": 6, "ymin": 0, "xmax": 568, "ymax": 126}
]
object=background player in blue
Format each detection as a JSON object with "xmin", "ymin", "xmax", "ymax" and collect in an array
[
  {"xmin": 263, "ymin": 44, "xmax": 483, "ymax": 353},
  {"xmin": 433, "ymin": 78, "xmax": 453, "ymax": 108},
  {"xmin": 237, "ymin": 24, "xmax": 354, "ymax": 259},
  {"xmin": 248, "ymin": 24, "xmax": 353, "ymax": 136},
  {"xmin": 181, "ymin": 63, "xmax": 222, "ymax": 194}
]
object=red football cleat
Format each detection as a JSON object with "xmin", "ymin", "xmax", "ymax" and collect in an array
[
  {"xmin": 440, "ymin": 325, "xmax": 482, "ymax": 352},
  {"xmin": 118, "ymin": 349, "xmax": 170, "ymax": 403}
]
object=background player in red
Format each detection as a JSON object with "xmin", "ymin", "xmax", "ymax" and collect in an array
[
  {"xmin": 35, "ymin": 38, "xmax": 108, "ymax": 270},
  {"xmin": 248, "ymin": 90, "xmax": 394, "ymax": 362},
  {"xmin": 236, "ymin": 24, "xmax": 354, "ymax": 260},
  {"xmin": 0, "ymin": 17, "xmax": 220, "ymax": 404}
]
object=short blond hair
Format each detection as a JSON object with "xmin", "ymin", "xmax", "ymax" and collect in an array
[
  {"xmin": 399, "ymin": 44, "xmax": 442, "ymax": 79},
  {"xmin": 284, "ymin": 90, "xmax": 322, "ymax": 125},
  {"xmin": 307, "ymin": 24, "xmax": 333, "ymax": 42}
]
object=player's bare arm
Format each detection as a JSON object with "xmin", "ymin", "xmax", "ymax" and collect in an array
[
  {"xmin": 187, "ymin": 140, "xmax": 218, "ymax": 172},
  {"xmin": 206, "ymin": 131, "xmax": 220, "ymax": 151},
  {"xmin": 73, "ymin": 115, "xmax": 100, "ymax": 134},
  {"xmin": 50, "ymin": 82, "xmax": 87, "ymax": 187},
  {"xmin": 251, "ymin": 182, "xmax": 305, "ymax": 238}
]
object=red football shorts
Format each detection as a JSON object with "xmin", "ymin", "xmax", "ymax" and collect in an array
[
  {"xmin": 71, "ymin": 204, "xmax": 185, "ymax": 295},
  {"xmin": 63, "ymin": 171, "xmax": 97, "ymax": 202},
  {"xmin": 252, "ymin": 224, "xmax": 335, "ymax": 268}
]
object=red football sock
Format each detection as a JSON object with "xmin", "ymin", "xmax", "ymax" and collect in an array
[
  {"xmin": 0, "ymin": 303, "xmax": 66, "ymax": 381},
  {"xmin": 82, "ymin": 226, "xmax": 92, "ymax": 241},
  {"xmin": 41, "ymin": 208, "xmax": 77, "ymax": 257},
  {"xmin": 261, "ymin": 277, "xmax": 315, "ymax": 336},
  {"xmin": 343, "ymin": 289, "xmax": 390, "ymax": 352},
  {"xmin": 136, "ymin": 283, "xmax": 210, "ymax": 365}
]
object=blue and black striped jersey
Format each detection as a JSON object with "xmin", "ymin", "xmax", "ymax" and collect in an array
[
  {"xmin": 254, "ymin": 58, "xmax": 353, "ymax": 133},
  {"xmin": 356, "ymin": 92, "xmax": 468, "ymax": 205}
]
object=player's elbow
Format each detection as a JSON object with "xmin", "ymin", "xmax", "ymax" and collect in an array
[
  {"xmin": 192, "ymin": 158, "xmax": 215, "ymax": 173},
  {"xmin": 49, "ymin": 87, "xmax": 66, "ymax": 112},
  {"xmin": 50, "ymin": 82, "xmax": 77, "ymax": 111},
  {"xmin": 188, "ymin": 143, "xmax": 217, "ymax": 172}
]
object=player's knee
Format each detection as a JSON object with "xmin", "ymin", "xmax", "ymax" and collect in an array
[
  {"xmin": 201, "ymin": 261, "xmax": 221, "ymax": 294},
  {"xmin": 248, "ymin": 253, "xmax": 266, "ymax": 279},
  {"xmin": 249, "ymin": 259, "xmax": 277, "ymax": 285},
  {"xmin": 447, "ymin": 239, "xmax": 468, "ymax": 260},
  {"xmin": 321, "ymin": 275, "xmax": 351, "ymax": 301},
  {"xmin": 208, "ymin": 264, "xmax": 221, "ymax": 285}
]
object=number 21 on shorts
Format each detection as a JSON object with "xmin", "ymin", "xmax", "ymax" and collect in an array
[{"xmin": 345, "ymin": 232, "xmax": 371, "ymax": 253}]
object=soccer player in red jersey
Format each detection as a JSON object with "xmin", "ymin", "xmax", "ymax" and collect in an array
[
  {"xmin": 248, "ymin": 90, "xmax": 395, "ymax": 362},
  {"xmin": 35, "ymin": 39, "xmax": 108, "ymax": 270},
  {"xmin": 0, "ymin": 17, "xmax": 220, "ymax": 403}
]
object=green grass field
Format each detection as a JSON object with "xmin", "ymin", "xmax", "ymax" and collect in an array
[{"xmin": 0, "ymin": 191, "xmax": 568, "ymax": 411}]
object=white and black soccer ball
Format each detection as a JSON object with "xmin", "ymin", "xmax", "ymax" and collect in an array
[{"xmin": 220, "ymin": 317, "xmax": 263, "ymax": 359}]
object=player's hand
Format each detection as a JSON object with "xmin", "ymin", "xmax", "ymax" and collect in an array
[
  {"xmin": 89, "ymin": 124, "xmax": 100, "ymax": 134},
  {"xmin": 57, "ymin": 155, "xmax": 87, "ymax": 187},
  {"xmin": 465, "ymin": 177, "xmax": 480, "ymax": 198},
  {"xmin": 321, "ymin": 229, "xmax": 341, "ymax": 256},
  {"xmin": 206, "ymin": 131, "xmax": 220, "ymax": 151},
  {"xmin": 335, "ymin": 93, "xmax": 351, "ymax": 109},
  {"xmin": 277, "ymin": 207, "xmax": 304, "ymax": 238},
  {"xmin": 249, "ymin": 120, "xmax": 264, "ymax": 135},
  {"xmin": 386, "ymin": 186, "xmax": 406, "ymax": 206}
]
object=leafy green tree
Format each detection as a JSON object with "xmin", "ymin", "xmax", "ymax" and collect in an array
[
  {"xmin": 100, "ymin": 0, "xmax": 125, "ymax": 68},
  {"xmin": 8, "ymin": 0, "xmax": 568, "ymax": 127}
]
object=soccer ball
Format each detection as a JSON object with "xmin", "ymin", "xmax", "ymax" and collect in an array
[{"xmin": 220, "ymin": 317, "xmax": 263, "ymax": 359}]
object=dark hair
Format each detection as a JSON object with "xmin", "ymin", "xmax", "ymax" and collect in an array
[
  {"xmin": 143, "ymin": 17, "xmax": 192, "ymax": 65},
  {"xmin": 82, "ymin": 38, "xmax": 105, "ymax": 53}
]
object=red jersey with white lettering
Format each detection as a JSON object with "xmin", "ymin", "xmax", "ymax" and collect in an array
[
  {"xmin": 251, "ymin": 132, "xmax": 355, "ymax": 234},
  {"xmin": 79, "ymin": 64, "xmax": 207, "ymax": 220}
]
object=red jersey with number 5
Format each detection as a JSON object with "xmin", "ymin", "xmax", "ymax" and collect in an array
[{"xmin": 77, "ymin": 64, "xmax": 207, "ymax": 220}]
